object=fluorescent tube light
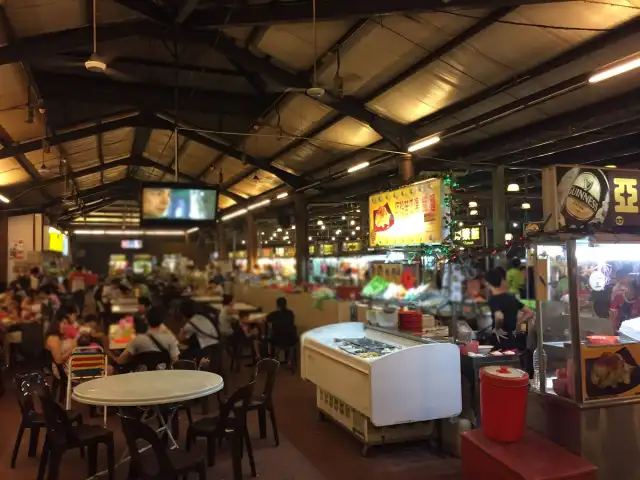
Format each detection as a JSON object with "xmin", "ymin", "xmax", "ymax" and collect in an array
[
  {"xmin": 276, "ymin": 192, "xmax": 289, "ymax": 199},
  {"xmin": 222, "ymin": 208, "xmax": 248, "ymax": 221},
  {"xmin": 589, "ymin": 57, "xmax": 640, "ymax": 84},
  {"xmin": 407, "ymin": 135, "xmax": 440, "ymax": 153},
  {"xmin": 347, "ymin": 162, "xmax": 369, "ymax": 173}
]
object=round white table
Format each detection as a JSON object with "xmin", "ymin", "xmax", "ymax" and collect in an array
[
  {"xmin": 72, "ymin": 370, "xmax": 224, "ymax": 407},
  {"xmin": 73, "ymin": 371, "xmax": 223, "ymax": 455}
]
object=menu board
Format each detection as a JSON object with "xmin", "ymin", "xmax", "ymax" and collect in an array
[
  {"xmin": 581, "ymin": 343, "xmax": 640, "ymax": 402},
  {"xmin": 556, "ymin": 166, "xmax": 640, "ymax": 229},
  {"xmin": 369, "ymin": 178, "xmax": 445, "ymax": 247},
  {"xmin": 309, "ymin": 245, "xmax": 316, "ymax": 255},
  {"xmin": 454, "ymin": 226, "xmax": 485, "ymax": 247}
]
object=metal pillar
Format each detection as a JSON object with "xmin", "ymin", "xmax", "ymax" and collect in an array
[
  {"xmin": 246, "ymin": 212, "xmax": 258, "ymax": 271},
  {"xmin": 294, "ymin": 194, "xmax": 309, "ymax": 287},
  {"xmin": 492, "ymin": 166, "xmax": 506, "ymax": 246},
  {"xmin": 399, "ymin": 153, "xmax": 414, "ymax": 184}
]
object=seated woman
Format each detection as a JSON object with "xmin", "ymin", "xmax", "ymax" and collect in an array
[
  {"xmin": 178, "ymin": 300, "xmax": 219, "ymax": 363},
  {"xmin": 20, "ymin": 289, "xmax": 38, "ymax": 322},
  {"xmin": 45, "ymin": 309, "xmax": 78, "ymax": 378},
  {"xmin": 116, "ymin": 307, "xmax": 180, "ymax": 366}
]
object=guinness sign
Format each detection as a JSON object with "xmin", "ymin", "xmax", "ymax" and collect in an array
[{"xmin": 558, "ymin": 168, "xmax": 610, "ymax": 227}]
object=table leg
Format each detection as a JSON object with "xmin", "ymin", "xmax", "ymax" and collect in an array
[{"xmin": 152, "ymin": 405, "xmax": 179, "ymax": 450}]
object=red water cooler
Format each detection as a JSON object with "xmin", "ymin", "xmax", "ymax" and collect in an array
[{"xmin": 480, "ymin": 365, "xmax": 529, "ymax": 442}]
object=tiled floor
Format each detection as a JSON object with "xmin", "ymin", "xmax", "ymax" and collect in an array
[{"xmin": 0, "ymin": 363, "xmax": 461, "ymax": 479}]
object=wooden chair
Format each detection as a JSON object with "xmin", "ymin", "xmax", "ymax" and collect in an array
[
  {"xmin": 120, "ymin": 414, "xmax": 206, "ymax": 480},
  {"xmin": 186, "ymin": 382, "xmax": 257, "ymax": 479}
]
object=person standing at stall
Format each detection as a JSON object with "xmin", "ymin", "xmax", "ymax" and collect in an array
[
  {"xmin": 485, "ymin": 268, "xmax": 533, "ymax": 350},
  {"xmin": 609, "ymin": 264, "xmax": 637, "ymax": 332},
  {"xmin": 68, "ymin": 265, "xmax": 87, "ymax": 316}
]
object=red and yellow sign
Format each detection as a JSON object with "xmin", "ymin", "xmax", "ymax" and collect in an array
[{"xmin": 369, "ymin": 178, "xmax": 444, "ymax": 247}]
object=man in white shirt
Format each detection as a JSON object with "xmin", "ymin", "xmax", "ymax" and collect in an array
[
  {"xmin": 117, "ymin": 307, "xmax": 180, "ymax": 364},
  {"xmin": 178, "ymin": 300, "xmax": 219, "ymax": 350}
]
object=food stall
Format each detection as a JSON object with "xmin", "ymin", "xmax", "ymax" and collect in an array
[
  {"xmin": 108, "ymin": 254, "xmax": 128, "ymax": 275},
  {"xmin": 132, "ymin": 254, "xmax": 154, "ymax": 275},
  {"xmin": 301, "ymin": 322, "xmax": 461, "ymax": 455},
  {"xmin": 525, "ymin": 165, "xmax": 640, "ymax": 479}
]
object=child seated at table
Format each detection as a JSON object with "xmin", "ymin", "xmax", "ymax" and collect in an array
[{"xmin": 77, "ymin": 314, "xmax": 103, "ymax": 349}]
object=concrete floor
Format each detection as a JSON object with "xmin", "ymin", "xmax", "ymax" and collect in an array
[{"xmin": 0, "ymin": 362, "xmax": 461, "ymax": 479}]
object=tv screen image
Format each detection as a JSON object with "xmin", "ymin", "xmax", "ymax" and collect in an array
[{"xmin": 141, "ymin": 186, "xmax": 218, "ymax": 221}]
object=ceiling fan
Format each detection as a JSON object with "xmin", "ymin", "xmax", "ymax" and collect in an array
[{"xmin": 37, "ymin": 0, "xmax": 136, "ymax": 81}]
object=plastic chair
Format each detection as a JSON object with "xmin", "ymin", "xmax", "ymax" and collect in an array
[
  {"xmin": 246, "ymin": 358, "xmax": 281, "ymax": 446},
  {"xmin": 186, "ymin": 382, "xmax": 257, "ymax": 479},
  {"xmin": 228, "ymin": 322, "xmax": 255, "ymax": 372},
  {"xmin": 126, "ymin": 351, "xmax": 172, "ymax": 372},
  {"xmin": 37, "ymin": 391, "xmax": 114, "ymax": 480},
  {"xmin": 65, "ymin": 346, "xmax": 108, "ymax": 426},
  {"xmin": 11, "ymin": 372, "xmax": 83, "ymax": 468},
  {"xmin": 170, "ymin": 359, "xmax": 197, "ymax": 440},
  {"xmin": 120, "ymin": 414, "xmax": 206, "ymax": 480}
]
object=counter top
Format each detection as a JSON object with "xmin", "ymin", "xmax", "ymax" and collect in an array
[{"xmin": 365, "ymin": 324, "xmax": 444, "ymax": 344}]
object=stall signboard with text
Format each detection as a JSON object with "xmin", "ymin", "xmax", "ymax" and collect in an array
[
  {"xmin": 581, "ymin": 343, "xmax": 640, "ymax": 402},
  {"xmin": 454, "ymin": 226, "xmax": 485, "ymax": 247},
  {"xmin": 309, "ymin": 245, "xmax": 316, "ymax": 255},
  {"xmin": 556, "ymin": 166, "xmax": 640, "ymax": 229},
  {"xmin": 320, "ymin": 244, "xmax": 336, "ymax": 256},
  {"xmin": 369, "ymin": 178, "xmax": 446, "ymax": 247},
  {"xmin": 342, "ymin": 241, "xmax": 362, "ymax": 253}
]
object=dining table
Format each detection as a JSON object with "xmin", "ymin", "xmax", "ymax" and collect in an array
[{"xmin": 73, "ymin": 370, "xmax": 224, "ymax": 448}]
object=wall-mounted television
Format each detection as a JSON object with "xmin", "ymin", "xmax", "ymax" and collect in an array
[
  {"xmin": 140, "ymin": 183, "xmax": 218, "ymax": 227},
  {"xmin": 121, "ymin": 239, "xmax": 143, "ymax": 250}
]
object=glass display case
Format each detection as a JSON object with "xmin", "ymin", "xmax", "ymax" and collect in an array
[{"xmin": 529, "ymin": 233, "xmax": 640, "ymax": 479}]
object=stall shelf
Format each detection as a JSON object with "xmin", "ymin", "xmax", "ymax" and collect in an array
[
  {"xmin": 301, "ymin": 322, "xmax": 461, "ymax": 455},
  {"xmin": 527, "ymin": 233, "xmax": 640, "ymax": 479}
]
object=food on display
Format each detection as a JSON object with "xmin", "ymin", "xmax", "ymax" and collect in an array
[
  {"xmin": 590, "ymin": 352, "xmax": 635, "ymax": 388},
  {"xmin": 336, "ymin": 337, "xmax": 402, "ymax": 357},
  {"xmin": 362, "ymin": 276, "xmax": 390, "ymax": 297}
]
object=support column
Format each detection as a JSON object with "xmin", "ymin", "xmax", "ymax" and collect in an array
[
  {"xmin": 492, "ymin": 166, "xmax": 506, "ymax": 247},
  {"xmin": 216, "ymin": 222, "xmax": 228, "ymax": 261},
  {"xmin": 246, "ymin": 213, "xmax": 258, "ymax": 272},
  {"xmin": 399, "ymin": 153, "xmax": 414, "ymax": 184},
  {"xmin": 294, "ymin": 194, "xmax": 309, "ymax": 287},
  {"xmin": 0, "ymin": 214, "xmax": 7, "ymax": 289}
]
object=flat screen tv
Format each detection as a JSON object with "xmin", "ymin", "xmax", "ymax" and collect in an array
[{"xmin": 140, "ymin": 183, "xmax": 218, "ymax": 227}]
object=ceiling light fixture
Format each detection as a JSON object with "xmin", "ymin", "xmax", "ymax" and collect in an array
[
  {"xmin": 276, "ymin": 192, "xmax": 289, "ymax": 199},
  {"xmin": 347, "ymin": 162, "xmax": 369, "ymax": 173},
  {"xmin": 468, "ymin": 201, "xmax": 478, "ymax": 208},
  {"xmin": 317, "ymin": 220, "xmax": 323, "ymax": 226},
  {"xmin": 512, "ymin": 222, "xmax": 519, "ymax": 228},
  {"xmin": 507, "ymin": 183, "xmax": 520, "ymax": 192},
  {"xmin": 407, "ymin": 135, "xmax": 441, "ymax": 153},
  {"xmin": 321, "ymin": 225, "xmax": 326, "ymax": 230},
  {"xmin": 0, "ymin": 194, "xmax": 10, "ymax": 204},
  {"xmin": 605, "ymin": 165, "xmax": 617, "ymax": 169},
  {"xmin": 221, "ymin": 209, "xmax": 247, "ymax": 221},
  {"xmin": 186, "ymin": 227, "xmax": 199, "ymax": 234},
  {"xmin": 505, "ymin": 233, "xmax": 514, "ymax": 241},
  {"xmin": 469, "ymin": 209, "xmax": 479, "ymax": 216},
  {"xmin": 589, "ymin": 56, "xmax": 640, "ymax": 84},
  {"xmin": 521, "ymin": 202, "xmax": 531, "ymax": 210},
  {"xmin": 350, "ymin": 220, "xmax": 355, "ymax": 225},
  {"xmin": 341, "ymin": 216, "xmax": 346, "ymax": 220},
  {"xmin": 247, "ymin": 199, "xmax": 270, "ymax": 210},
  {"xmin": 277, "ymin": 228, "xmax": 282, "ymax": 232},
  {"xmin": 331, "ymin": 237, "xmax": 335, "ymax": 240}
]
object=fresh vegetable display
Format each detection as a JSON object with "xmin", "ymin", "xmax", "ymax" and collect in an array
[{"xmin": 362, "ymin": 276, "xmax": 390, "ymax": 297}]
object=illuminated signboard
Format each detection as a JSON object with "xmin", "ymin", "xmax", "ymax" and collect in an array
[
  {"xmin": 320, "ymin": 243, "xmax": 336, "ymax": 256},
  {"xmin": 48, "ymin": 228, "xmax": 65, "ymax": 253},
  {"xmin": 309, "ymin": 245, "xmax": 316, "ymax": 255},
  {"xmin": 556, "ymin": 166, "xmax": 640, "ymax": 229},
  {"xmin": 121, "ymin": 239, "xmax": 143, "ymax": 249},
  {"xmin": 342, "ymin": 241, "xmax": 362, "ymax": 253},
  {"xmin": 369, "ymin": 178, "xmax": 447, "ymax": 247},
  {"xmin": 454, "ymin": 226, "xmax": 484, "ymax": 247}
]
